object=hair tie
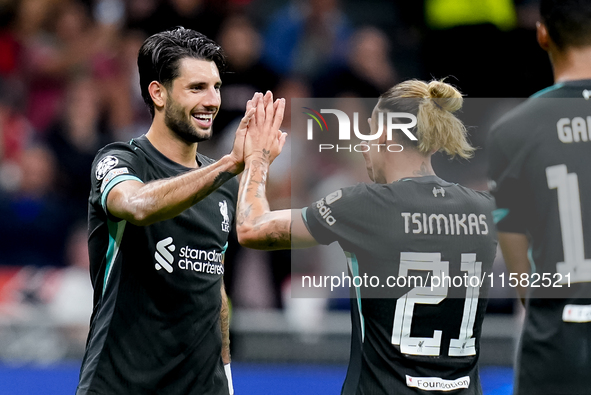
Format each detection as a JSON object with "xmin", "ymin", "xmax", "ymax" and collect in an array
[{"xmin": 433, "ymin": 100, "xmax": 444, "ymax": 111}]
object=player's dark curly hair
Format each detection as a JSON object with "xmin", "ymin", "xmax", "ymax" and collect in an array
[
  {"xmin": 540, "ymin": 0, "xmax": 591, "ymax": 50},
  {"xmin": 138, "ymin": 27, "xmax": 226, "ymax": 117}
]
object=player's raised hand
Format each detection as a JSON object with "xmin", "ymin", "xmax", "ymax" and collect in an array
[
  {"xmin": 245, "ymin": 91, "xmax": 286, "ymax": 164},
  {"xmin": 229, "ymin": 92, "xmax": 262, "ymax": 168}
]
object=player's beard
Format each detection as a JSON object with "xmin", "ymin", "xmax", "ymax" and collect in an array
[{"xmin": 164, "ymin": 96, "xmax": 212, "ymax": 143}]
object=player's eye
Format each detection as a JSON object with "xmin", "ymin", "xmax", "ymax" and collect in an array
[{"xmin": 189, "ymin": 84, "xmax": 206, "ymax": 92}]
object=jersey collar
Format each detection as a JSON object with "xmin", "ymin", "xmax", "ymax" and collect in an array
[{"xmin": 133, "ymin": 135, "xmax": 204, "ymax": 172}]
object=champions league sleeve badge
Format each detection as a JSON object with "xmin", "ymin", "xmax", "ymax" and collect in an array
[{"xmin": 96, "ymin": 156, "xmax": 119, "ymax": 180}]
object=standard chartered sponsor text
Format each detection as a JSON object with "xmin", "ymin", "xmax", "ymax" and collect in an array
[{"xmin": 178, "ymin": 246, "xmax": 224, "ymax": 275}]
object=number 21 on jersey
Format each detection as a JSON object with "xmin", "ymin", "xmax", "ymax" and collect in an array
[{"xmin": 391, "ymin": 252, "xmax": 481, "ymax": 357}]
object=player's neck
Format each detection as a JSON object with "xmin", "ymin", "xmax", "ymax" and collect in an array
[
  {"xmin": 551, "ymin": 46, "xmax": 591, "ymax": 83},
  {"xmin": 382, "ymin": 154, "xmax": 435, "ymax": 183},
  {"xmin": 146, "ymin": 122, "xmax": 199, "ymax": 168}
]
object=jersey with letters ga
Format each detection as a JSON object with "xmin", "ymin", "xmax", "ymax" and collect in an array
[
  {"xmin": 487, "ymin": 80, "xmax": 591, "ymax": 395},
  {"xmin": 77, "ymin": 135, "xmax": 236, "ymax": 395},
  {"xmin": 303, "ymin": 176, "xmax": 497, "ymax": 395}
]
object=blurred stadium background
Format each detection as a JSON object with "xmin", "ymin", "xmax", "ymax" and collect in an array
[{"xmin": 0, "ymin": 0, "xmax": 551, "ymax": 393}]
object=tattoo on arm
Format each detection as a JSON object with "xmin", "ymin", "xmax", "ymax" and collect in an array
[
  {"xmin": 213, "ymin": 171, "xmax": 235, "ymax": 190},
  {"xmin": 264, "ymin": 221, "xmax": 291, "ymax": 248},
  {"xmin": 238, "ymin": 160, "xmax": 269, "ymax": 227},
  {"xmin": 238, "ymin": 158, "xmax": 291, "ymax": 249},
  {"xmin": 262, "ymin": 149, "xmax": 271, "ymax": 161},
  {"xmin": 237, "ymin": 204, "xmax": 252, "ymax": 226},
  {"xmin": 246, "ymin": 161, "xmax": 268, "ymax": 201},
  {"xmin": 192, "ymin": 171, "xmax": 235, "ymax": 205}
]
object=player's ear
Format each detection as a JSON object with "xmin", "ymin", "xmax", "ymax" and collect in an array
[
  {"xmin": 377, "ymin": 119, "xmax": 388, "ymax": 145},
  {"xmin": 149, "ymin": 81, "xmax": 166, "ymax": 110},
  {"xmin": 536, "ymin": 21, "xmax": 550, "ymax": 51}
]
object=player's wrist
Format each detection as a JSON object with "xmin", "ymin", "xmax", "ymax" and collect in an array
[
  {"xmin": 244, "ymin": 151, "xmax": 272, "ymax": 167},
  {"xmin": 222, "ymin": 154, "xmax": 245, "ymax": 175}
]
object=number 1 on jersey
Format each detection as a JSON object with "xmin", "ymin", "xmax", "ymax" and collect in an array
[
  {"xmin": 546, "ymin": 164, "xmax": 591, "ymax": 283},
  {"xmin": 449, "ymin": 254, "xmax": 480, "ymax": 356}
]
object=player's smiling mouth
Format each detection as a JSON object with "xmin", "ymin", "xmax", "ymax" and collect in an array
[{"xmin": 192, "ymin": 112, "xmax": 214, "ymax": 127}]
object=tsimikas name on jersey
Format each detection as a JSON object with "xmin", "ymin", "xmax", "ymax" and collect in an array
[
  {"xmin": 401, "ymin": 212, "xmax": 489, "ymax": 236},
  {"xmin": 178, "ymin": 246, "xmax": 224, "ymax": 275}
]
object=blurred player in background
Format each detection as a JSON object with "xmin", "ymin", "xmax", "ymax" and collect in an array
[
  {"xmin": 487, "ymin": 0, "xmax": 591, "ymax": 393},
  {"xmin": 237, "ymin": 81, "xmax": 497, "ymax": 394},
  {"xmin": 76, "ymin": 27, "xmax": 260, "ymax": 395}
]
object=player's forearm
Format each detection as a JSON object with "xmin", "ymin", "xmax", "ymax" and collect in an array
[
  {"xmin": 498, "ymin": 232, "xmax": 531, "ymax": 304},
  {"xmin": 236, "ymin": 157, "xmax": 291, "ymax": 250},
  {"xmin": 220, "ymin": 283, "xmax": 231, "ymax": 365},
  {"xmin": 117, "ymin": 155, "xmax": 240, "ymax": 226}
]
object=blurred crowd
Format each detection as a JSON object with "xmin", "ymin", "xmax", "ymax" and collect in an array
[{"xmin": 0, "ymin": 0, "xmax": 553, "ymax": 342}]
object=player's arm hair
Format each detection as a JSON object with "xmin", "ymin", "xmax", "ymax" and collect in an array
[
  {"xmin": 498, "ymin": 231, "xmax": 531, "ymax": 305},
  {"xmin": 220, "ymin": 281, "xmax": 231, "ymax": 364},
  {"xmin": 106, "ymin": 156, "xmax": 240, "ymax": 226},
  {"xmin": 236, "ymin": 158, "xmax": 318, "ymax": 250}
]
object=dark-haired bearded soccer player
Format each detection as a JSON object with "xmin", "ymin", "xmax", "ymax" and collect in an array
[
  {"xmin": 237, "ymin": 80, "xmax": 497, "ymax": 394},
  {"xmin": 488, "ymin": 0, "xmax": 591, "ymax": 393},
  {"xmin": 76, "ymin": 28, "xmax": 274, "ymax": 395}
]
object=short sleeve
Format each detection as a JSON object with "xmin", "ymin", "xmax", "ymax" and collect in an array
[
  {"xmin": 302, "ymin": 184, "xmax": 369, "ymax": 246},
  {"xmin": 487, "ymin": 124, "xmax": 528, "ymax": 234},
  {"xmin": 90, "ymin": 143, "xmax": 144, "ymax": 219}
]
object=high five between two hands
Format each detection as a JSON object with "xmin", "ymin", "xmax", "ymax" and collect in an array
[{"xmin": 232, "ymin": 91, "xmax": 287, "ymax": 171}]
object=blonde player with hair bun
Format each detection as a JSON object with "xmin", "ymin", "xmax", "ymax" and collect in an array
[
  {"xmin": 378, "ymin": 79, "xmax": 473, "ymax": 158},
  {"xmin": 236, "ymin": 82, "xmax": 497, "ymax": 395},
  {"xmin": 362, "ymin": 79, "xmax": 474, "ymax": 185}
]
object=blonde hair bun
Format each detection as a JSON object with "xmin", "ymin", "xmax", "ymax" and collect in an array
[
  {"xmin": 427, "ymin": 80, "xmax": 463, "ymax": 113},
  {"xmin": 377, "ymin": 78, "xmax": 474, "ymax": 159}
]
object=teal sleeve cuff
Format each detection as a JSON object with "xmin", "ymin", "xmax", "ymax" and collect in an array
[
  {"xmin": 101, "ymin": 175, "xmax": 143, "ymax": 213},
  {"xmin": 301, "ymin": 206, "xmax": 308, "ymax": 222}
]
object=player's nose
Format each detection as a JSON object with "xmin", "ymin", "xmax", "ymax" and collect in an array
[{"xmin": 202, "ymin": 86, "xmax": 221, "ymax": 109}]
